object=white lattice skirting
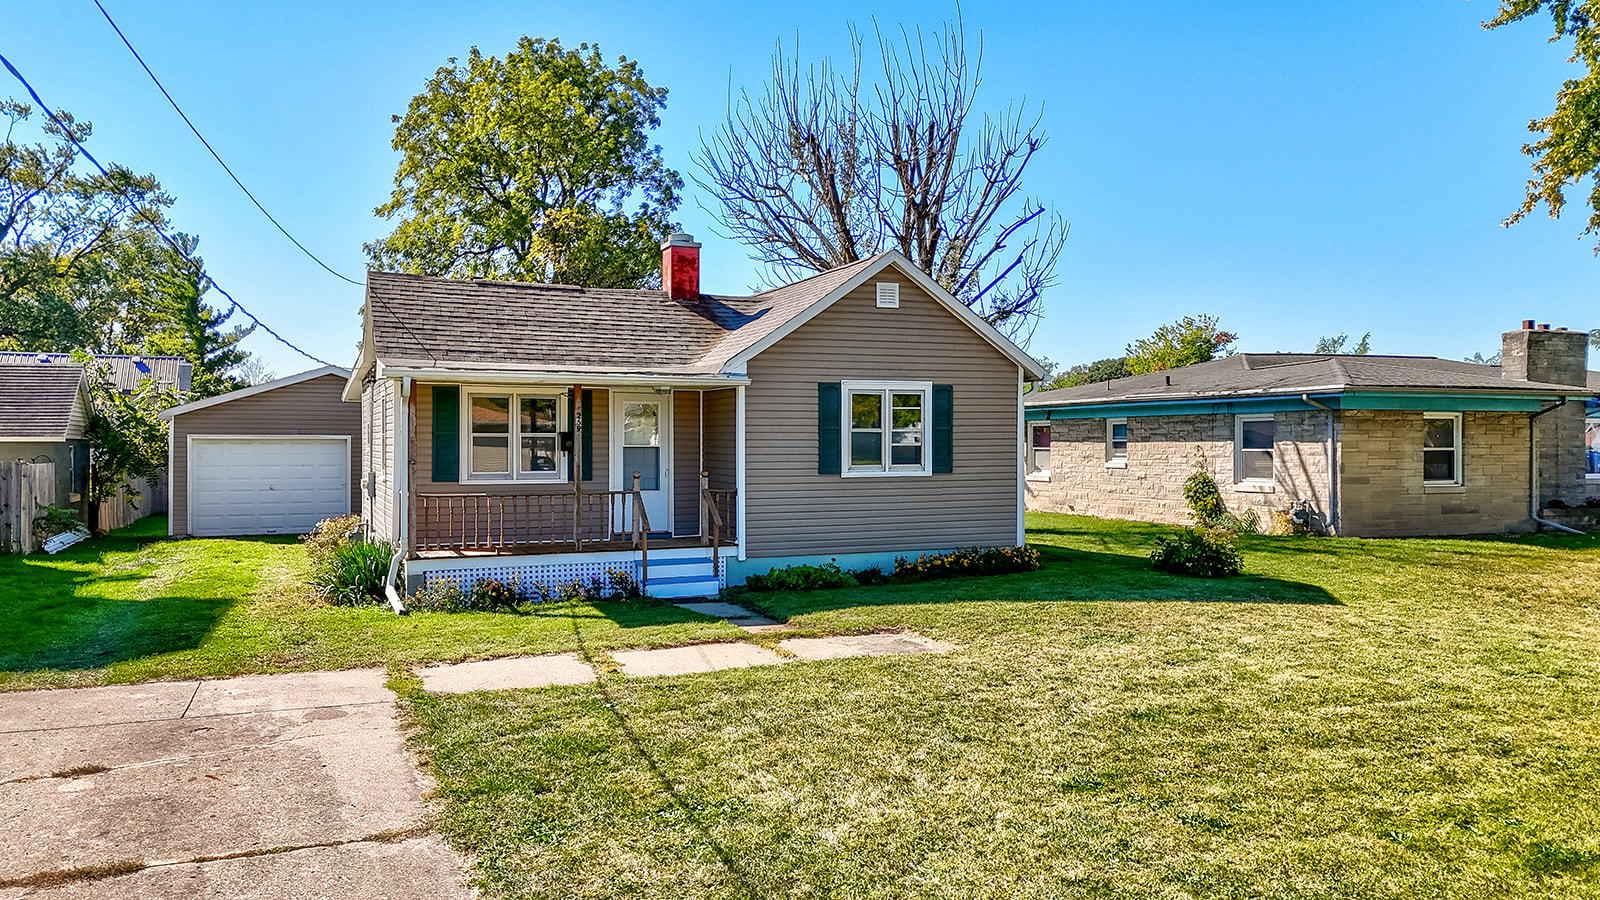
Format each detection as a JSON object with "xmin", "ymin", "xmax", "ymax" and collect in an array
[{"xmin": 406, "ymin": 547, "xmax": 734, "ymax": 594}]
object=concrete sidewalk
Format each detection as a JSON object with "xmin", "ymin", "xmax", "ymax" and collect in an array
[{"xmin": 0, "ymin": 671, "xmax": 471, "ymax": 899}]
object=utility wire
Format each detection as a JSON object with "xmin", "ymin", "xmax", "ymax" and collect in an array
[
  {"xmin": 90, "ymin": 0, "xmax": 362, "ymax": 286},
  {"xmin": 0, "ymin": 51, "xmax": 336, "ymax": 367}
]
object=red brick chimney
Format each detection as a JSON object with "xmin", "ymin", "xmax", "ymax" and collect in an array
[{"xmin": 662, "ymin": 233, "xmax": 700, "ymax": 301}]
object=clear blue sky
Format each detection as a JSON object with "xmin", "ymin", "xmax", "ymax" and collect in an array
[{"xmin": 9, "ymin": 0, "xmax": 1595, "ymax": 376}]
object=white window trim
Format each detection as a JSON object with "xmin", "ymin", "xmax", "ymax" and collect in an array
[
  {"xmin": 460, "ymin": 388, "xmax": 569, "ymax": 484},
  {"xmin": 1027, "ymin": 422, "xmax": 1052, "ymax": 481},
  {"xmin": 841, "ymin": 379, "xmax": 933, "ymax": 477},
  {"xmin": 1423, "ymin": 411, "xmax": 1464, "ymax": 487},
  {"xmin": 1105, "ymin": 417, "xmax": 1129, "ymax": 469},
  {"xmin": 1234, "ymin": 414, "xmax": 1276, "ymax": 486},
  {"xmin": 1585, "ymin": 414, "xmax": 1600, "ymax": 481}
]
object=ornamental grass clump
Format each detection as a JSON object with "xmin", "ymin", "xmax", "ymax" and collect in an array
[
  {"xmin": 311, "ymin": 539, "xmax": 396, "ymax": 605},
  {"xmin": 1149, "ymin": 527, "xmax": 1244, "ymax": 578}
]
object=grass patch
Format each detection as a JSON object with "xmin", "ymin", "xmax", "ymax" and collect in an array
[
  {"xmin": 402, "ymin": 513, "xmax": 1600, "ymax": 899},
  {"xmin": 0, "ymin": 516, "xmax": 740, "ymax": 690}
]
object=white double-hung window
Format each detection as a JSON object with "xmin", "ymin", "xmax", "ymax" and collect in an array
[
  {"xmin": 1234, "ymin": 414, "xmax": 1276, "ymax": 485},
  {"xmin": 463, "ymin": 390, "xmax": 565, "ymax": 481},
  {"xmin": 1423, "ymin": 412, "xmax": 1463, "ymax": 486},
  {"xmin": 1106, "ymin": 418, "xmax": 1128, "ymax": 467},
  {"xmin": 843, "ymin": 380, "xmax": 932, "ymax": 476}
]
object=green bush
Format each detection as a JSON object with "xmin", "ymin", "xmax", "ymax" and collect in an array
[
  {"xmin": 744, "ymin": 562, "xmax": 857, "ymax": 592},
  {"xmin": 1183, "ymin": 471, "xmax": 1226, "ymax": 525},
  {"xmin": 409, "ymin": 568, "xmax": 646, "ymax": 613},
  {"xmin": 1149, "ymin": 527, "xmax": 1244, "ymax": 578},
  {"xmin": 743, "ymin": 546, "xmax": 1042, "ymax": 593},
  {"xmin": 1212, "ymin": 509, "xmax": 1260, "ymax": 535},
  {"xmin": 891, "ymin": 545, "xmax": 1041, "ymax": 582},
  {"xmin": 312, "ymin": 539, "xmax": 396, "ymax": 605},
  {"xmin": 31, "ymin": 505, "xmax": 84, "ymax": 544}
]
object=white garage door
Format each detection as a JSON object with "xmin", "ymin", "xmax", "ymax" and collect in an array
[{"xmin": 189, "ymin": 437, "xmax": 350, "ymax": 536}]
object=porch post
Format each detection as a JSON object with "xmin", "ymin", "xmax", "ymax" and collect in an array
[{"xmin": 572, "ymin": 383, "xmax": 583, "ymax": 551}]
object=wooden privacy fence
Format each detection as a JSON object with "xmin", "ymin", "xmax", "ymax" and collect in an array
[
  {"xmin": 98, "ymin": 476, "xmax": 157, "ymax": 533},
  {"xmin": 0, "ymin": 460, "xmax": 56, "ymax": 554}
]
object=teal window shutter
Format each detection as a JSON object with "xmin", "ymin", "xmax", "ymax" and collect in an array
[
  {"xmin": 932, "ymin": 384, "xmax": 954, "ymax": 473},
  {"xmin": 817, "ymin": 382, "xmax": 841, "ymax": 474},
  {"xmin": 581, "ymin": 389, "xmax": 594, "ymax": 481},
  {"xmin": 567, "ymin": 389, "xmax": 577, "ymax": 483},
  {"xmin": 432, "ymin": 386, "xmax": 459, "ymax": 482}
]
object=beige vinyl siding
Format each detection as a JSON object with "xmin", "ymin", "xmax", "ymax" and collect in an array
[
  {"xmin": 412, "ymin": 385, "xmax": 610, "ymax": 494},
  {"xmin": 703, "ymin": 389, "xmax": 737, "ymax": 492},
  {"xmin": 742, "ymin": 270, "xmax": 1021, "ymax": 557},
  {"xmin": 363, "ymin": 377, "xmax": 397, "ymax": 543},
  {"xmin": 672, "ymin": 390, "xmax": 702, "ymax": 537},
  {"xmin": 169, "ymin": 374, "xmax": 362, "ymax": 537}
]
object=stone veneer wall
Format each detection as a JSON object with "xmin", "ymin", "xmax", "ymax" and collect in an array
[
  {"xmin": 1024, "ymin": 411, "xmax": 1334, "ymax": 529},
  {"xmin": 1338, "ymin": 409, "xmax": 1533, "ymax": 537}
]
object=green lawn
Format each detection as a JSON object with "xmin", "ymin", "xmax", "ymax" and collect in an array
[
  {"xmin": 0, "ymin": 515, "xmax": 741, "ymax": 691},
  {"xmin": 400, "ymin": 513, "xmax": 1600, "ymax": 900}
]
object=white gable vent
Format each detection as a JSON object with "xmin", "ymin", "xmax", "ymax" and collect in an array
[{"xmin": 875, "ymin": 281, "xmax": 900, "ymax": 308}]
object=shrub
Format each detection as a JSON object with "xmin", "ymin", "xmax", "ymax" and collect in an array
[
  {"xmin": 1547, "ymin": 498, "xmax": 1570, "ymax": 510},
  {"xmin": 745, "ymin": 562, "xmax": 857, "ymax": 592},
  {"xmin": 302, "ymin": 514, "xmax": 362, "ymax": 565},
  {"xmin": 1183, "ymin": 470, "xmax": 1227, "ymax": 525},
  {"xmin": 409, "ymin": 569, "xmax": 645, "ymax": 612},
  {"xmin": 852, "ymin": 565, "xmax": 890, "ymax": 586},
  {"xmin": 1150, "ymin": 527, "xmax": 1243, "ymax": 578},
  {"xmin": 31, "ymin": 505, "xmax": 84, "ymax": 544},
  {"xmin": 312, "ymin": 539, "xmax": 395, "ymax": 605},
  {"xmin": 1212, "ymin": 509, "xmax": 1260, "ymax": 535},
  {"xmin": 891, "ymin": 545, "xmax": 1041, "ymax": 582},
  {"xmin": 1263, "ymin": 509, "xmax": 1294, "ymax": 536}
]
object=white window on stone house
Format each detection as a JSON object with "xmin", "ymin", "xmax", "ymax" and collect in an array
[
  {"xmin": 1027, "ymin": 423, "xmax": 1052, "ymax": 480},
  {"xmin": 1423, "ymin": 412, "xmax": 1463, "ymax": 486},
  {"xmin": 1105, "ymin": 418, "xmax": 1128, "ymax": 468},
  {"xmin": 1234, "ymin": 415, "xmax": 1276, "ymax": 486}
]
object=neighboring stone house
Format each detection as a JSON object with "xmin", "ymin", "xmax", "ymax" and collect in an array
[
  {"xmin": 347, "ymin": 234, "xmax": 1045, "ymax": 597},
  {"xmin": 1024, "ymin": 322, "xmax": 1597, "ymax": 537}
]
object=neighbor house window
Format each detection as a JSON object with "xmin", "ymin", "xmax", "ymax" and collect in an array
[
  {"xmin": 1234, "ymin": 415, "xmax": 1275, "ymax": 484},
  {"xmin": 843, "ymin": 380, "xmax": 931, "ymax": 476},
  {"xmin": 1423, "ymin": 412, "xmax": 1462, "ymax": 486},
  {"xmin": 1106, "ymin": 418, "xmax": 1128, "ymax": 467},
  {"xmin": 1028, "ymin": 423, "xmax": 1052, "ymax": 479},
  {"xmin": 1586, "ymin": 402, "xmax": 1599, "ymax": 481},
  {"xmin": 464, "ymin": 391, "xmax": 564, "ymax": 481}
]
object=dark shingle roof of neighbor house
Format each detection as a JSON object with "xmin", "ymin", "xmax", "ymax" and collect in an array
[
  {"xmin": 0, "ymin": 352, "xmax": 191, "ymax": 392},
  {"xmin": 1027, "ymin": 354, "xmax": 1599, "ymax": 408},
  {"xmin": 0, "ymin": 363, "xmax": 86, "ymax": 440},
  {"xmin": 363, "ymin": 254, "xmax": 887, "ymax": 374}
]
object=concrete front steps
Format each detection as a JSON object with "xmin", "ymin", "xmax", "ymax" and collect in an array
[{"xmin": 644, "ymin": 550, "xmax": 722, "ymax": 599}]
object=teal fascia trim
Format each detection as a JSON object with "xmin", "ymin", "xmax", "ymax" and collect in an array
[
  {"xmin": 1338, "ymin": 391, "xmax": 1550, "ymax": 412},
  {"xmin": 1025, "ymin": 394, "xmax": 1342, "ymax": 421},
  {"xmin": 725, "ymin": 548, "xmax": 963, "ymax": 586},
  {"xmin": 1027, "ymin": 390, "xmax": 1565, "ymax": 420}
]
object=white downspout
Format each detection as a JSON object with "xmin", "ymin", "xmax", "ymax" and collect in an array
[
  {"xmin": 1530, "ymin": 399, "xmax": 1582, "ymax": 534},
  {"xmin": 735, "ymin": 383, "xmax": 747, "ymax": 561},
  {"xmin": 392, "ymin": 377, "xmax": 413, "ymax": 610},
  {"xmin": 1301, "ymin": 394, "xmax": 1338, "ymax": 535}
]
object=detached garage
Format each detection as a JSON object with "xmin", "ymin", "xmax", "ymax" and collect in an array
[{"xmin": 162, "ymin": 366, "xmax": 360, "ymax": 537}]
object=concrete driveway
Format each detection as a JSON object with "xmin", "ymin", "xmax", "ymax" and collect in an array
[{"xmin": 0, "ymin": 671, "xmax": 472, "ymax": 899}]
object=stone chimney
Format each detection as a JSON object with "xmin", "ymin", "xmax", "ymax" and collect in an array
[
  {"xmin": 1501, "ymin": 320, "xmax": 1589, "ymax": 386},
  {"xmin": 662, "ymin": 233, "xmax": 700, "ymax": 301}
]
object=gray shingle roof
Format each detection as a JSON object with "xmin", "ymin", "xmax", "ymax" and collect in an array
[
  {"xmin": 365, "ymin": 254, "xmax": 887, "ymax": 375},
  {"xmin": 1027, "ymin": 354, "xmax": 1597, "ymax": 408},
  {"xmin": 0, "ymin": 363, "xmax": 86, "ymax": 440},
  {"xmin": 0, "ymin": 352, "xmax": 191, "ymax": 392}
]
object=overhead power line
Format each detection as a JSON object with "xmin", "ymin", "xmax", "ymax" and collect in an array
[
  {"xmin": 91, "ymin": 0, "xmax": 363, "ymax": 286},
  {"xmin": 0, "ymin": 51, "xmax": 336, "ymax": 367}
]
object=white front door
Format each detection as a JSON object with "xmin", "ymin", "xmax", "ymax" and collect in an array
[{"xmin": 612, "ymin": 392, "xmax": 671, "ymax": 534}]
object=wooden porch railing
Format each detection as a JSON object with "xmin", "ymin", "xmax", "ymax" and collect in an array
[
  {"xmin": 415, "ymin": 489, "xmax": 640, "ymax": 553},
  {"xmin": 699, "ymin": 471, "xmax": 736, "ymax": 585}
]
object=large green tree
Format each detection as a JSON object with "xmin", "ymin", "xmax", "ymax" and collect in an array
[
  {"xmin": 1485, "ymin": 2, "xmax": 1600, "ymax": 248},
  {"xmin": 0, "ymin": 101, "xmax": 172, "ymax": 350},
  {"xmin": 1126, "ymin": 315, "xmax": 1237, "ymax": 374},
  {"xmin": 136, "ymin": 239, "xmax": 254, "ymax": 397},
  {"xmin": 1315, "ymin": 332, "xmax": 1371, "ymax": 354},
  {"xmin": 367, "ymin": 37, "xmax": 682, "ymax": 287}
]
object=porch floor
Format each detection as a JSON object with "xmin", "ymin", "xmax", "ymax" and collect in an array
[{"xmin": 411, "ymin": 536, "xmax": 718, "ymax": 559}]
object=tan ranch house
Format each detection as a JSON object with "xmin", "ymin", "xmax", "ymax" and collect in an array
[
  {"xmin": 1025, "ymin": 322, "xmax": 1599, "ymax": 537},
  {"xmin": 347, "ymin": 234, "xmax": 1045, "ymax": 597}
]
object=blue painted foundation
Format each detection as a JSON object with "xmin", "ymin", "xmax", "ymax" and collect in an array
[{"xmin": 726, "ymin": 549, "xmax": 962, "ymax": 586}]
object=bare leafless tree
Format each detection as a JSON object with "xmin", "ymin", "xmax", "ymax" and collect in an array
[{"xmin": 696, "ymin": 16, "xmax": 1067, "ymax": 337}]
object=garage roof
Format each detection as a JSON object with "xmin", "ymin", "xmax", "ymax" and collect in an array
[{"xmin": 160, "ymin": 365, "xmax": 350, "ymax": 420}]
